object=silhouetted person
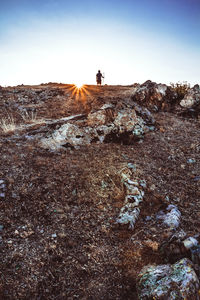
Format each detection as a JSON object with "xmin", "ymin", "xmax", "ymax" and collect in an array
[{"xmin": 96, "ymin": 70, "xmax": 104, "ymax": 85}]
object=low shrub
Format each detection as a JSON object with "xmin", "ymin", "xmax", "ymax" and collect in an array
[{"xmin": 170, "ymin": 82, "xmax": 190, "ymax": 100}]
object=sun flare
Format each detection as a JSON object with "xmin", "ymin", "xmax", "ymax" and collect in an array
[{"xmin": 75, "ymin": 83, "xmax": 84, "ymax": 89}]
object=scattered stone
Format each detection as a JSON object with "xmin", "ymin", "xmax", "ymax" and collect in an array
[
  {"xmin": 72, "ymin": 189, "xmax": 77, "ymax": 196},
  {"xmin": 187, "ymin": 158, "xmax": 196, "ymax": 164},
  {"xmin": 190, "ymin": 245, "xmax": 200, "ymax": 266},
  {"xmin": 51, "ymin": 233, "xmax": 57, "ymax": 238},
  {"xmin": 137, "ymin": 258, "xmax": 200, "ymax": 299},
  {"xmin": 0, "ymin": 225, "xmax": 4, "ymax": 231},
  {"xmin": 0, "ymin": 179, "xmax": 6, "ymax": 199},
  {"xmin": 149, "ymin": 184, "xmax": 156, "ymax": 191},
  {"xmin": 157, "ymin": 204, "xmax": 181, "ymax": 229},
  {"xmin": 183, "ymin": 237, "xmax": 199, "ymax": 250},
  {"xmin": 139, "ymin": 180, "xmax": 147, "ymax": 188}
]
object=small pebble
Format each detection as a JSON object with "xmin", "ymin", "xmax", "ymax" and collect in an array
[
  {"xmin": 165, "ymin": 196, "xmax": 170, "ymax": 202},
  {"xmin": 187, "ymin": 158, "xmax": 196, "ymax": 164},
  {"xmin": 52, "ymin": 233, "xmax": 57, "ymax": 238},
  {"xmin": 127, "ymin": 163, "xmax": 136, "ymax": 170},
  {"xmin": 139, "ymin": 180, "xmax": 147, "ymax": 188},
  {"xmin": 72, "ymin": 189, "xmax": 77, "ymax": 196}
]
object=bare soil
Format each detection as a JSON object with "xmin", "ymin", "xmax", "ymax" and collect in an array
[{"xmin": 0, "ymin": 84, "xmax": 199, "ymax": 299}]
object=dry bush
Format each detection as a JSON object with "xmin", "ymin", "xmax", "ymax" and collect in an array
[{"xmin": 170, "ymin": 82, "xmax": 190, "ymax": 100}]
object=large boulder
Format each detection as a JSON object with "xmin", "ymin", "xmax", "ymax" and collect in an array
[
  {"xmin": 180, "ymin": 84, "xmax": 200, "ymax": 109},
  {"xmin": 137, "ymin": 258, "xmax": 200, "ymax": 300},
  {"xmin": 131, "ymin": 80, "xmax": 177, "ymax": 111},
  {"xmin": 40, "ymin": 103, "xmax": 155, "ymax": 150}
]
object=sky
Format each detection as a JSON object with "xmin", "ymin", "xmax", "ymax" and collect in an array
[{"xmin": 0, "ymin": 0, "xmax": 200, "ymax": 86}]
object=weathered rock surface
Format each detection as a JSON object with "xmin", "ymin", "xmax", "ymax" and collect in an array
[
  {"xmin": 131, "ymin": 80, "xmax": 177, "ymax": 111},
  {"xmin": 40, "ymin": 103, "xmax": 154, "ymax": 150},
  {"xmin": 156, "ymin": 204, "xmax": 181, "ymax": 229},
  {"xmin": 179, "ymin": 84, "xmax": 200, "ymax": 118},
  {"xmin": 180, "ymin": 84, "xmax": 200, "ymax": 109},
  {"xmin": 116, "ymin": 170, "xmax": 145, "ymax": 229},
  {"xmin": 137, "ymin": 258, "xmax": 200, "ymax": 300},
  {"xmin": 0, "ymin": 179, "xmax": 6, "ymax": 198}
]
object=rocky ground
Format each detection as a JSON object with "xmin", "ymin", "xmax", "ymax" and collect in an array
[{"xmin": 0, "ymin": 82, "xmax": 199, "ymax": 299}]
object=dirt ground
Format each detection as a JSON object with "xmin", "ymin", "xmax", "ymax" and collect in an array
[{"xmin": 0, "ymin": 84, "xmax": 199, "ymax": 299}]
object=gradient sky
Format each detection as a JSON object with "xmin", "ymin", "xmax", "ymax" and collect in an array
[{"xmin": 0, "ymin": 0, "xmax": 200, "ymax": 86}]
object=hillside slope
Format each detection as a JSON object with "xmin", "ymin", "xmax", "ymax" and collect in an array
[{"xmin": 0, "ymin": 83, "xmax": 199, "ymax": 299}]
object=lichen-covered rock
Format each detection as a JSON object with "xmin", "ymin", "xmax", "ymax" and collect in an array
[
  {"xmin": 180, "ymin": 84, "xmax": 200, "ymax": 108},
  {"xmin": 40, "ymin": 105, "xmax": 153, "ymax": 149},
  {"xmin": 113, "ymin": 109, "xmax": 138, "ymax": 132},
  {"xmin": 40, "ymin": 123, "xmax": 92, "ymax": 149},
  {"xmin": 87, "ymin": 110, "xmax": 107, "ymax": 126},
  {"xmin": 131, "ymin": 80, "xmax": 177, "ymax": 111},
  {"xmin": 137, "ymin": 258, "xmax": 200, "ymax": 300},
  {"xmin": 132, "ymin": 102, "xmax": 156, "ymax": 125},
  {"xmin": 87, "ymin": 104, "xmax": 115, "ymax": 127},
  {"xmin": 116, "ymin": 172, "xmax": 145, "ymax": 229},
  {"xmin": 183, "ymin": 237, "xmax": 199, "ymax": 250},
  {"xmin": 157, "ymin": 204, "xmax": 181, "ymax": 229},
  {"xmin": 0, "ymin": 179, "xmax": 6, "ymax": 198}
]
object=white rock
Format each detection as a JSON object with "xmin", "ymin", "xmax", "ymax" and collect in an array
[
  {"xmin": 183, "ymin": 237, "xmax": 199, "ymax": 250},
  {"xmin": 157, "ymin": 205, "xmax": 181, "ymax": 229}
]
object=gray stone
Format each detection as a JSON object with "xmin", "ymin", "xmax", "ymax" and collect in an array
[
  {"xmin": 131, "ymin": 80, "xmax": 177, "ymax": 111},
  {"xmin": 183, "ymin": 237, "xmax": 199, "ymax": 250},
  {"xmin": 180, "ymin": 85, "xmax": 200, "ymax": 108},
  {"xmin": 157, "ymin": 204, "xmax": 181, "ymax": 229},
  {"xmin": 137, "ymin": 258, "xmax": 200, "ymax": 300},
  {"xmin": 187, "ymin": 158, "xmax": 196, "ymax": 164},
  {"xmin": 40, "ymin": 106, "xmax": 151, "ymax": 150},
  {"xmin": 116, "ymin": 171, "xmax": 145, "ymax": 229}
]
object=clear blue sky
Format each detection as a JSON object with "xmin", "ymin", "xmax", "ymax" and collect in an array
[{"xmin": 0, "ymin": 0, "xmax": 199, "ymax": 86}]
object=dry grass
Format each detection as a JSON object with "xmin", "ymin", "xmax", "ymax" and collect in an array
[
  {"xmin": 0, "ymin": 115, "xmax": 17, "ymax": 133},
  {"xmin": 0, "ymin": 110, "xmax": 42, "ymax": 133},
  {"xmin": 20, "ymin": 110, "xmax": 38, "ymax": 124}
]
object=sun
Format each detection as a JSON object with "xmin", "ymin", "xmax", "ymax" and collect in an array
[{"xmin": 75, "ymin": 82, "xmax": 84, "ymax": 89}]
